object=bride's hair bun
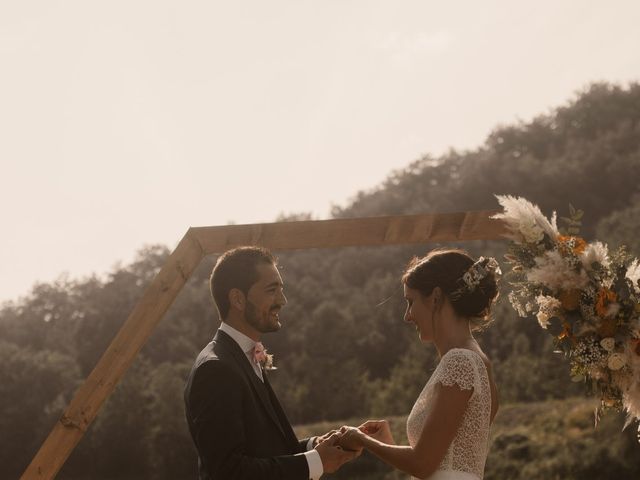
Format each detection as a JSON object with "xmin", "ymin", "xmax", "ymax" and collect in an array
[{"xmin": 402, "ymin": 248, "xmax": 500, "ymax": 329}]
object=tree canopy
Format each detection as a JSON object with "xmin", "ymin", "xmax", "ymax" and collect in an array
[{"xmin": 3, "ymin": 82, "xmax": 640, "ymax": 479}]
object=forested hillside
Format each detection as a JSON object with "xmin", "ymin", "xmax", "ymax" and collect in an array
[{"xmin": 2, "ymin": 83, "xmax": 639, "ymax": 479}]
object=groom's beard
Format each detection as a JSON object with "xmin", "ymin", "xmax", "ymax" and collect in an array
[{"xmin": 245, "ymin": 300, "xmax": 281, "ymax": 333}]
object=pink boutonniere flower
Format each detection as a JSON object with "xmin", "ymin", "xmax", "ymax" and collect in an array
[{"xmin": 253, "ymin": 342, "xmax": 276, "ymax": 371}]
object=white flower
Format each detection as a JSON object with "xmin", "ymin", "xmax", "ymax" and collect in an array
[
  {"xmin": 526, "ymin": 250, "xmax": 590, "ymax": 292},
  {"xmin": 520, "ymin": 221, "xmax": 545, "ymax": 243},
  {"xmin": 536, "ymin": 310, "xmax": 550, "ymax": 329},
  {"xmin": 535, "ymin": 295, "xmax": 561, "ymax": 329},
  {"xmin": 263, "ymin": 353, "xmax": 276, "ymax": 371},
  {"xmin": 626, "ymin": 259, "xmax": 640, "ymax": 293},
  {"xmin": 608, "ymin": 353, "xmax": 627, "ymax": 371},
  {"xmin": 581, "ymin": 242, "xmax": 610, "ymax": 271},
  {"xmin": 536, "ymin": 294, "xmax": 562, "ymax": 310},
  {"xmin": 492, "ymin": 195, "xmax": 559, "ymax": 244},
  {"xmin": 600, "ymin": 337, "xmax": 616, "ymax": 352}
]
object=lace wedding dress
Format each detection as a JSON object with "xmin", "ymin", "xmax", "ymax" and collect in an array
[{"xmin": 407, "ymin": 348, "xmax": 492, "ymax": 480}]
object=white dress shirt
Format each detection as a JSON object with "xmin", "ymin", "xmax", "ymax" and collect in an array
[{"xmin": 218, "ymin": 322, "xmax": 323, "ymax": 480}]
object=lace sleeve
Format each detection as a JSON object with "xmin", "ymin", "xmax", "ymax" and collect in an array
[{"xmin": 434, "ymin": 349, "xmax": 476, "ymax": 391}]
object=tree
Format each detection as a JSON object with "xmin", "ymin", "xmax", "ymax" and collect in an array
[{"xmin": 0, "ymin": 341, "xmax": 79, "ymax": 478}]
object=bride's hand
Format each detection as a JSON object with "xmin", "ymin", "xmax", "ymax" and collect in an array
[
  {"xmin": 336, "ymin": 426, "xmax": 365, "ymax": 452},
  {"xmin": 357, "ymin": 419, "xmax": 395, "ymax": 445},
  {"xmin": 314, "ymin": 429, "xmax": 338, "ymax": 446}
]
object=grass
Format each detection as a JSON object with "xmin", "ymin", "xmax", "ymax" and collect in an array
[{"xmin": 293, "ymin": 397, "xmax": 639, "ymax": 479}]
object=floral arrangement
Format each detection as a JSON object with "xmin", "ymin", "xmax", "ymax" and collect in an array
[
  {"xmin": 492, "ymin": 195, "xmax": 640, "ymax": 439},
  {"xmin": 253, "ymin": 342, "xmax": 276, "ymax": 371}
]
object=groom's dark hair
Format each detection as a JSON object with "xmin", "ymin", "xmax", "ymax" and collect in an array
[{"xmin": 210, "ymin": 246, "xmax": 276, "ymax": 319}]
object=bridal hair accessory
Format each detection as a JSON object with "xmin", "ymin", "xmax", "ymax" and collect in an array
[
  {"xmin": 461, "ymin": 257, "xmax": 502, "ymax": 292},
  {"xmin": 493, "ymin": 194, "xmax": 640, "ymax": 441},
  {"xmin": 253, "ymin": 342, "xmax": 276, "ymax": 371}
]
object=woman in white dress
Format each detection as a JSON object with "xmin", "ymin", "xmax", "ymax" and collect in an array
[{"xmin": 337, "ymin": 249, "xmax": 501, "ymax": 480}]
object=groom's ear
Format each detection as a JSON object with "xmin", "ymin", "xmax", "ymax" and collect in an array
[{"xmin": 229, "ymin": 288, "xmax": 246, "ymax": 312}]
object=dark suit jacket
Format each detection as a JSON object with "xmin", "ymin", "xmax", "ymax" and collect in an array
[{"xmin": 184, "ymin": 330, "xmax": 311, "ymax": 479}]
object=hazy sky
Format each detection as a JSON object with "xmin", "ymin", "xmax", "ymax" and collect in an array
[{"xmin": 2, "ymin": 1, "xmax": 640, "ymax": 302}]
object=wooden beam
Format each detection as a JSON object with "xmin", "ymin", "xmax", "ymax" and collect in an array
[
  {"xmin": 21, "ymin": 210, "xmax": 507, "ymax": 480},
  {"xmin": 21, "ymin": 230, "xmax": 205, "ymax": 480},
  {"xmin": 191, "ymin": 210, "xmax": 507, "ymax": 254}
]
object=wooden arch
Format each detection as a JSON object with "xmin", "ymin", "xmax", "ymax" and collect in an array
[{"xmin": 21, "ymin": 210, "xmax": 507, "ymax": 479}]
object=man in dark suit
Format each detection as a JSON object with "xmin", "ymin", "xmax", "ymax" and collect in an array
[{"xmin": 184, "ymin": 246, "xmax": 357, "ymax": 479}]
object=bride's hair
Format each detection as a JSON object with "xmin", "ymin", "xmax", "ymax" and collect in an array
[{"xmin": 402, "ymin": 248, "xmax": 499, "ymax": 329}]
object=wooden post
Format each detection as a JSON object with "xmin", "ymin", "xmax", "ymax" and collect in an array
[
  {"xmin": 21, "ymin": 210, "xmax": 506, "ymax": 479},
  {"xmin": 21, "ymin": 230, "xmax": 205, "ymax": 480}
]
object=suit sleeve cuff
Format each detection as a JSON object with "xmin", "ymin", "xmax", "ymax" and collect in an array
[
  {"xmin": 306, "ymin": 436, "xmax": 317, "ymax": 451},
  {"xmin": 302, "ymin": 449, "xmax": 323, "ymax": 479}
]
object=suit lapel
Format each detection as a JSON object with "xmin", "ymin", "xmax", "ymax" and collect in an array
[
  {"xmin": 263, "ymin": 371, "xmax": 299, "ymax": 450},
  {"xmin": 214, "ymin": 331, "xmax": 286, "ymax": 439}
]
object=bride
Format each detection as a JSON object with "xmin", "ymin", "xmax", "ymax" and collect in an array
[{"xmin": 337, "ymin": 249, "xmax": 501, "ymax": 480}]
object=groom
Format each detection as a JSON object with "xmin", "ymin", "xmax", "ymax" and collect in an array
[{"xmin": 184, "ymin": 246, "xmax": 356, "ymax": 479}]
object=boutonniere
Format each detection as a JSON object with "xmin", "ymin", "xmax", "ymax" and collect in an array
[{"xmin": 253, "ymin": 342, "xmax": 277, "ymax": 371}]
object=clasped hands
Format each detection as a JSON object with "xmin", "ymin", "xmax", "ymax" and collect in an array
[{"xmin": 314, "ymin": 420, "xmax": 394, "ymax": 473}]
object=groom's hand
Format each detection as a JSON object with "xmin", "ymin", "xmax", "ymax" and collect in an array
[
  {"xmin": 314, "ymin": 432, "xmax": 360, "ymax": 473},
  {"xmin": 313, "ymin": 429, "xmax": 338, "ymax": 447}
]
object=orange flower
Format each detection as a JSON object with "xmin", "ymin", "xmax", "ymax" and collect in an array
[
  {"xmin": 557, "ymin": 235, "xmax": 587, "ymax": 256},
  {"xmin": 558, "ymin": 321, "xmax": 573, "ymax": 341},
  {"xmin": 595, "ymin": 288, "xmax": 617, "ymax": 318}
]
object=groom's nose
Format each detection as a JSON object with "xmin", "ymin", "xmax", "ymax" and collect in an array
[{"xmin": 278, "ymin": 290, "xmax": 287, "ymax": 306}]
